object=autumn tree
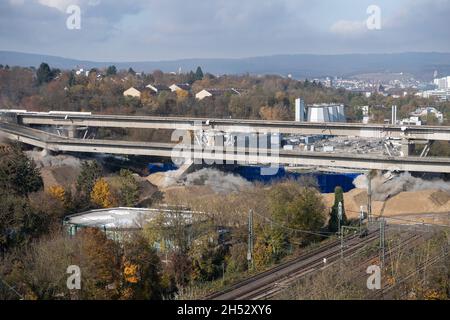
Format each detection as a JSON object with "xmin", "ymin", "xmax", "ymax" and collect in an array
[
  {"xmin": 253, "ymin": 235, "xmax": 274, "ymax": 270},
  {"xmin": 91, "ymin": 178, "xmax": 115, "ymax": 208},
  {"xmin": 165, "ymin": 250, "xmax": 192, "ymax": 287},
  {"xmin": 268, "ymin": 181, "xmax": 326, "ymax": 245},
  {"xmin": 225, "ymin": 243, "xmax": 248, "ymax": 274},
  {"xmin": 0, "ymin": 233, "xmax": 78, "ymax": 299},
  {"xmin": 75, "ymin": 228, "xmax": 122, "ymax": 299},
  {"xmin": 189, "ymin": 232, "xmax": 227, "ymax": 282},
  {"xmin": 121, "ymin": 232, "xmax": 164, "ymax": 299},
  {"xmin": 176, "ymin": 89, "xmax": 190, "ymax": 102},
  {"xmin": 48, "ymin": 185, "xmax": 66, "ymax": 203}
]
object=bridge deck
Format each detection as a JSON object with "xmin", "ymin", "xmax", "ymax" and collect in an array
[
  {"xmin": 13, "ymin": 112, "xmax": 450, "ymax": 141},
  {"xmin": 1, "ymin": 121, "xmax": 449, "ymax": 173}
]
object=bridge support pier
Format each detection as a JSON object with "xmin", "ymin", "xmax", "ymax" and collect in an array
[
  {"xmin": 400, "ymin": 139, "xmax": 415, "ymax": 157},
  {"xmin": 67, "ymin": 126, "xmax": 77, "ymax": 139}
]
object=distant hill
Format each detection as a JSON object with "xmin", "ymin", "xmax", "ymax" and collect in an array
[{"xmin": 1, "ymin": 51, "xmax": 450, "ymax": 80}]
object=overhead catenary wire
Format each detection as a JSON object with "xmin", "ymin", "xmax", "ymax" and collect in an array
[
  {"xmin": 251, "ymin": 211, "xmax": 337, "ymax": 238},
  {"xmin": 345, "ymin": 209, "xmax": 450, "ymax": 229}
]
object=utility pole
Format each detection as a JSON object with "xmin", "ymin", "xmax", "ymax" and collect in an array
[
  {"xmin": 247, "ymin": 210, "xmax": 254, "ymax": 270},
  {"xmin": 379, "ymin": 218, "xmax": 386, "ymax": 270},
  {"xmin": 367, "ymin": 173, "xmax": 373, "ymax": 224},
  {"xmin": 359, "ymin": 205, "xmax": 364, "ymax": 236},
  {"xmin": 338, "ymin": 202, "xmax": 343, "ymax": 260}
]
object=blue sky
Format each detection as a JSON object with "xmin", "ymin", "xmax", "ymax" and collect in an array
[{"xmin": 0, "ymin": 0, "xmax": 448, "ymax": 61}]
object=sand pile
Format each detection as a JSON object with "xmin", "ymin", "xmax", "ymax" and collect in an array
[
  {"xmin": 383, "ymin": 189, "xmax": 450, "ymax": 216},
  {"xmin": 322, "ymin": 188, "xmax": 450, "ymax": 218},
  {"xmin": 147, "ymin": 171, "xmax": 180, "ymax": 188}
]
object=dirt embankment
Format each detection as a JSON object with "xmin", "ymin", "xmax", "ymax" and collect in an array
[{"xmin": 322, "ymin": 188, "xmax": 450, "ymax": 218}]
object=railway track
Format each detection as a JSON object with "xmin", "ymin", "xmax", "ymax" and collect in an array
[
  {"xmin": 255, "ymin": 230, "xmax": 423, "ymax": 299},
  {"xmin": 340, "ymin": 233, "xmax": 424, "ymax": 289},
  {"xmin": 205, "ymin": 229, "xmax": 380, "ymax": 300}
]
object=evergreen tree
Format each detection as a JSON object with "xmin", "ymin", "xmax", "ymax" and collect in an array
[
  {"xmin": 187, "ymin": 71, "xmax": 196, "ymax": 84},
  {"xmin": 68, "ymin": 71, "xmax": 76, "ymax": 86},
  {"xmin": 106, "ymin": 65, "xmax": 117, "ymax": 76},
  {"xmin": 76, "ymin": 161, "xmax": 102, "ymax": 205},
  {"xmin": 128, "ymin": 67, "xmax": 136, "ymax": 75},
  {"xmin": 118, "ymin": 169, "xmax": 139, "ymax": 207},
  {"xmin": 36, "ymin": 62, "xmax": 53, "ymax": 85},
  {"xmin": 328, "ymin": 186, "xmax": 347, "ymax": 232},
  {"xmin": 0, "ymin": 145, "xmax": 43, "ymax": 196},
  {"xmin": 195, "ymin": 66, "xmax": 204, "ymax": 81}
]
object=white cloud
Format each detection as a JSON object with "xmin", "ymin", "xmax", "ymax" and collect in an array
[
  {"xmin": 330, "ymin": 19, "xmax": 367, "ymax": 37},
  {"xmin": 37, "ymin": 0, "xmax": 79, "ymax": 12}
]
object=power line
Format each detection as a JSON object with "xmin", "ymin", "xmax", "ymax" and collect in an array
[
  {"xmin": 345, "ymin": 209, "xmax": 450, "ymax": 229},
  {"xmin": 252, "ymin": 211, "xmax": 335, "ymax": 238}
]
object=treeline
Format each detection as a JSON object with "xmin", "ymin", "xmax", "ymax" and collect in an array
[{"xmin": 1, "ymin": 63, "xmax": 449, "ymax": 123}]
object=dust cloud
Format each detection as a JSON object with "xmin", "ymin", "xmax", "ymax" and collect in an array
[
  {"xmin": 25, "ymin": 150, "xmax": 82, "ymax": 168},
  {"xmin": 353, "ymin": 172, "xmax": 450, "ymax": 201},
  {"xmin": 184, "ymin": 168, "xmax": 252, "ymax": 194}
]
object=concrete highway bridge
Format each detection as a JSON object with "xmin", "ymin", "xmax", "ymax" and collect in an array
[
  {"xmin": 7, "ymin": 111, "xmax": 450, "ymax": 141},
  {"xmin": 1, "ymin": 121, "xmax": 450, "ymax": 173}
]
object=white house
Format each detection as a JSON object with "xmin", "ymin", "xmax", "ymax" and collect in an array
[
  {"xmin": 169, "ymin": 83, "xmax": 190, "ymax": 92},
  {"xmin": 195, "ymin": 89, "xmax": 213, "ymax": 100},
  {"xmin": 146, "ymin": 84, "xmax": 171, "ymax": 94},
  {"xmin": 195, "ymin": 88, "xmax": 241, "ymax": 100},
  {"xmin": 123, "ymin": 87, "xmax": 141, "ymax": 98}
]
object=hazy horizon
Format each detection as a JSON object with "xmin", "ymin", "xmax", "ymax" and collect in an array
[
  {"xmin": 4, "ymin": 49, "xmax": 450, "ymax": 64},
  {"xmin": 1, "ymin": 0, "xmax": 449, "ymax": 61}
]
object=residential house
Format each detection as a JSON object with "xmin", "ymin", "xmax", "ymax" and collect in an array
[
  {"xmin": 123, "ymin": 87, "xmax": 142, "ymax": 98},
  {"xmin": 195, "ymin": 88, "xmax": 241, "ymax": 100},
  {"xmin": 146, "ymin": 84, "xmax": 171, "ymax": 95},
  {"xmin": 169, "ymin": 83, "xmax": 191, "ymax": 93}
]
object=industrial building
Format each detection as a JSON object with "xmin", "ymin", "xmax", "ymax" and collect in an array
[
  {"xmin": 294, "ymin": 99, "xmax": 346, "ymax": 123},
  {"xmin": 307, "ymin": 103, "xmax": 346, "ymax": 123}
]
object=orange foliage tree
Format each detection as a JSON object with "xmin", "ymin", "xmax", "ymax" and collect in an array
[
  {"xmin": 48, "ymin": 185, "xmax": 65, "ymax": 203},
  {"xmin": 90, "ymin": 178, "xmax": 115, "ymax": 208}
]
